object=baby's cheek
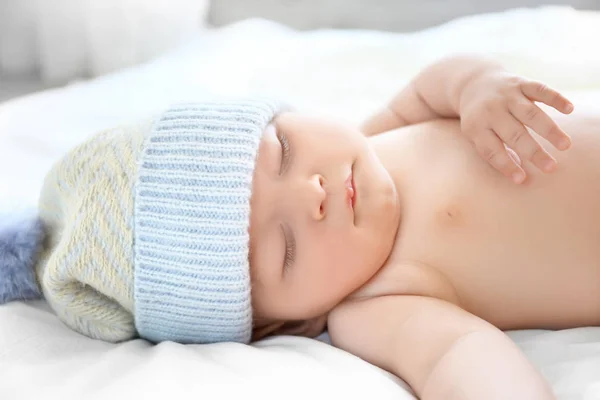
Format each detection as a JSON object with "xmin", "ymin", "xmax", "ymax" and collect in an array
[
  {"xmin": 316, "ymin": 234, "xmax": 368, "ymax": 276},
  {"xmin": 315, "ymin": 232, "xmax": 350, "ymax": 258}
]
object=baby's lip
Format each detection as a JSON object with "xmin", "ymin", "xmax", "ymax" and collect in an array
[
  {"xmin": 351, "ymin": 170, "xmax": 356, "ymax": 209},
  {"xmin": 345, "ymin": 166, "xmax": 356, "ymax": 213}
]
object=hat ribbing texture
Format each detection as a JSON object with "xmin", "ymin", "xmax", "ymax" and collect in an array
[{"xmin": 134, "ymin": 100, "xmax": 281, "ymax": 343}]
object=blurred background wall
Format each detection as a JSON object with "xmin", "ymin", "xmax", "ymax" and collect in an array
[
  {"xmin": 0, "ymin": 0, "xmax": 210, "ymax": 101},
  {"xmin": 209, "ymin": 0, "xmax": 599, "ymax": 31},
  {"xmin": 1, "ymin": 0, "xmax": 598, "ymax": 102}
]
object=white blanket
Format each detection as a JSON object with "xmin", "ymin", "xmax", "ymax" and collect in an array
[{"xmin": 2, "ymin": 6, "xmax": 600, "ymax": 400}]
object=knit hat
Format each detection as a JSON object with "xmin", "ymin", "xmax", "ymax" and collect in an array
[{"xmin": 0, "ymin": 99, "xmax": 282, "ymax": 344}]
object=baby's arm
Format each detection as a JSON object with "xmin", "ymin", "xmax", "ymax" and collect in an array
[
  {"xmin": 328, "ymin": 296, "xmax": 554, "ymax": 400},
  {"xmin": 361, "ymin": 54, "xmax": 499, "ymax": 135}
]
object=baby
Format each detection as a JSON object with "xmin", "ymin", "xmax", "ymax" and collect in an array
[{"xmin": 0, "ymin": 54, "xmax": 597, "ymax": 399}]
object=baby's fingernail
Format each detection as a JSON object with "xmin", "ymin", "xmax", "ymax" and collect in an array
[
  {"xmin": 558, "ymin": 137, "xmax": 571, "ymax": 150},
  {"xmin": 565, "ymin": 103, "xmax": 574, "ymax": 113},
  {"xmin": 543, "ymin": 159, "xmax": 557, "ymax": 172},
  {"xmin": 512, "ymin": 171, "xmax": 525, "ymax": 184}
]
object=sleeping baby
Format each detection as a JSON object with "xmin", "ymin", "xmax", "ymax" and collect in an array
[{"xmin": 1, "ymin": 54, "xmax": 598, "ymax": 399}]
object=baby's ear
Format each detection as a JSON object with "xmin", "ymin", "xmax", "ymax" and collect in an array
[{"xmin": 252, "ymin": 315, "xmax": 328, "ymax": 341}]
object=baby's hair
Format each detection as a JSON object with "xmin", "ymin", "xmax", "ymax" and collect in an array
[{"xmin": 251, "ymin": 314, "xmax": 328, "ymax": 341}]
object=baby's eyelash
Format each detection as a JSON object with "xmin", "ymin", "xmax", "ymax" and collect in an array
[
  {"xmin": 278, "ymin": 132, "xmax": 291, "ymax": 175},
  {"xmin": 281, "ymin": 224, "xmax": 296, "ymax": 273},
  {"xmin": 284, "ymin": 242, "xmax": 295, "ymax": 271}
]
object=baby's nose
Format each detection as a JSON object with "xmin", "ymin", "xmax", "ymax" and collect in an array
[{"xmin": 308, "ymin": 174, "xmax": 326, "ymax": 221}]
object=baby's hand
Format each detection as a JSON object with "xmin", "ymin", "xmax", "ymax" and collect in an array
[{"xmin": 459, "ymin": 71, "xmax": 574, "ymax": 184}]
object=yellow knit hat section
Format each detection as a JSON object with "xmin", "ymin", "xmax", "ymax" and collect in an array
[{"xmin": 36, "ymin": 121, "xmax": 151, "ymax": 342}]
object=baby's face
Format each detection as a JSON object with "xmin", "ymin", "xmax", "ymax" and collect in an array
[{"xmin": 249, "ymin": 112, "xmax": 400, "ymax": 323}]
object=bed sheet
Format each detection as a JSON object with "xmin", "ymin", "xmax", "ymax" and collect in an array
[{"xmin": 1, "ymin": 6, "xmax": 600, "ymax": 400}]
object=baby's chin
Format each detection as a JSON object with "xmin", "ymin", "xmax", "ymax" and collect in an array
[
  {"xmin": 361, "ymin": 161, "xmax": 401, "ymax": 252},
  {"xmin": 362, "ymin": 192, "xmax": 401, "ymax": 282}
]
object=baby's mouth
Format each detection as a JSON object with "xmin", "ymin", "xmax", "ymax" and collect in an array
[{"xmin": 345, "ymin": 165, "xmax": 356, "ymax": 212}]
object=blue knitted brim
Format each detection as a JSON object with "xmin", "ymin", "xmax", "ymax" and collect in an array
[{"xmin": 133, "ymin": 99, "xmax": 281, "ymax": 344}]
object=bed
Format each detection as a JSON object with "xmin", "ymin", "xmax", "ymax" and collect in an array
[{"xmin": 1, "ymin": 6, "xmax": 600, "ymax": 400}]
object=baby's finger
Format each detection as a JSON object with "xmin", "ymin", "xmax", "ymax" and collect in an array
[
  {"xmin": 496, "ymin": 115, "xmax": 558, "ymax": 173},
  {"xmin": 520, "ymin": 80, "xmax": 574, "ymax": 114},
  {"xmin": 509, "ymin": 101, "xmax": 571, "ymax": 151},
  {"xmin": 470, "ymin": 128, "xmax": 526, "ymax": 184},
  {"xmin": 505, "ymin": 146, "xmax": 522, "ymax": 166}
]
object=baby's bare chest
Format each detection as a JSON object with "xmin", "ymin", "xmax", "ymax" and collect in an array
[{"xmin": 368, "ymin": 119, "xmax": 600, "ymax": 329}]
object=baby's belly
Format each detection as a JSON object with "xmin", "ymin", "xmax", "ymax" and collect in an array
[{"xmin": 386, "ymin": 118, "xmax": 600, "ymax": 329}]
